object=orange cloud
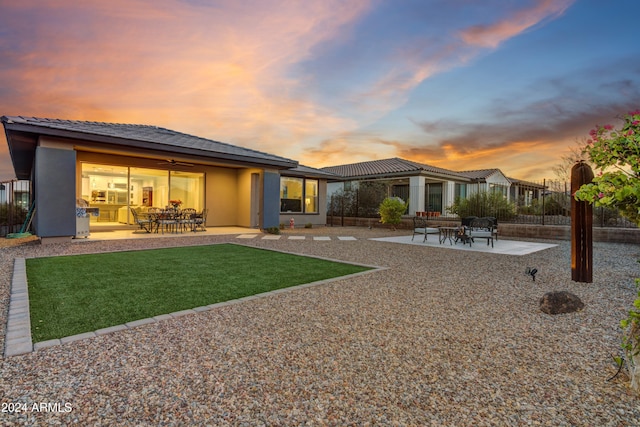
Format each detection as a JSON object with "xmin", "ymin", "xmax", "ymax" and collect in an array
[
  {"xmin": 303, "ymin": 130, "xmax": 576, "ymax": 181},
  {"xmin": 304, "ymin": 133, "xmax": 400, "ymax": 168},
  {"xmin": 391, "ymin": 137, "xmax": 576, "ymax": 182},
  {"xmin": 0, "ymin": 0, "xmax": 374, "ymax": 179}
]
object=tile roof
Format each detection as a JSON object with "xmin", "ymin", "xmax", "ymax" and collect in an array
[
  {"xmin": 283, "ymin": 164, "xmax": 340, "ymax": 179},
  {"xmin": 2, "ymin": 116, "xmax": 297, "ymax": 168},
  {"xmin": 321, "ymin": 157, "xmax": 469, "ymax": 180},
  {"xmin": 456, "ymin": 169, "xmax": 501, "ymax": 180},
  {"xmin": 507, "ymin": 177, "xmax": 546, "ymax": 188}
]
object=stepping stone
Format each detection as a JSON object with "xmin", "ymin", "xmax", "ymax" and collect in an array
[
  {"xmin": 288, "ymin": 236, "xmax": 305, "ymax": 240},
  {"xmin": 313, "ymin": 236, "xmax": 331, "ymax": 241},
  {"xmin": 236, "ymin": 234, "xmax": 258, "ymax": 239},
  {"xmin": 337, "ymin": 236, "xmax": 357, "ymax": 241},
  {"xmin": 262, "ymin": 235, "xmax": 281, "ymax": 240}
]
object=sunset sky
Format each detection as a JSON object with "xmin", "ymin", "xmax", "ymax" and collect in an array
[{"xmin": 1, "ymin": 0, "xmax": 639, "ymax": 182}]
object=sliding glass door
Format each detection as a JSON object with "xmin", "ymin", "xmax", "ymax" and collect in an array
[{"xmin": 81, "ymin": 162, "xmax": 204, "ymax": 224}]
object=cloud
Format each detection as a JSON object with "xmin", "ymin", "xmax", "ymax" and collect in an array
[
  {"xmin": 458, "ymin": 0, "xmax": 574, "ymax": 48},
  {"xmin": 0, "ymin": 0, "xmax": 636, "ymax": 186},
  {"xmin": 342, "ymin": 0, "xmax": 575, "ymax": 124},
  {"xmin": 294, "ymin": 51, "xmax": 640, "ymax": 181},
  {"xmin": 405, "ymin": 81, "xmax": 640, "ymax": 179},
  {"xmin": 0, "ymin": 0, "xmax": 373, "ymax": 179}
]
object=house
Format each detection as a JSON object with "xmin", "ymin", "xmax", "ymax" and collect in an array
[
  {"xmin": 321, "ymin": 157, "xmax": 545, "ymax": 216},
  {"xmin": 507, "ymin": 176, "xmax": 548, "ymax": 207},
  {"xmin": 2, "ymin": 116, "xmax": 331, "ymax": 242},
  {"xmin": 0, "ymin": 179, "xmax": 30, "ymax": 207}
]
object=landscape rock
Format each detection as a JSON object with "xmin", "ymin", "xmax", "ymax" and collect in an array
[{"xmin": 539, "ymin": 291, "xmax": 584, "ymax": 314}]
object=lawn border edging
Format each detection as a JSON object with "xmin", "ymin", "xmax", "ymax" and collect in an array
[
  {"xmin": 4, "ymin": 249, "xmax": 386, "ymax": 357},
  {"xmin": 4, "ymin": 258, "xmax": 32, "ymax": 357}
]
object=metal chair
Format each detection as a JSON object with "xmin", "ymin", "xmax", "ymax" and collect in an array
[
  {"xmin": 412, "ymin": 216, "xmax": 439, "ymax": 242},
  {"xmin": 192, "ymin": 208, "xmax": 208, "ymax": 232},
  {"xmin": 467, "ymin": 217, "xmax": 494, "ymax": 247},
  {"xmin": 157, "ymin": 208, "xmax": 179, "ymax": 234},
  {"xmin": 179, "ymin": 208, "xmax": 197, "ymax": 232},
  {"xmin": 130, "ymin": 208, "xmax": 154, "ymax": 233}
]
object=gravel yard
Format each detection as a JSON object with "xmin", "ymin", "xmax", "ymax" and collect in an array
[{"xmin": 1, "ymin": 227, "xmax": 639, "ymax": 426}]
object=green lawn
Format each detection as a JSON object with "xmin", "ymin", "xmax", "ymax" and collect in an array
[{"xmin": 27, "ymin": 244, "xmax": 371, "ymax": 342}]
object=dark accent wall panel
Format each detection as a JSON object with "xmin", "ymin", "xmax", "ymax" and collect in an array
[
  {"xmin": 262, "ymin": 171, "xmax": 280, "ymax": 229},
  {"xmin": 34, "ymin": 147, "xmax": 76, "ymax": 237}
]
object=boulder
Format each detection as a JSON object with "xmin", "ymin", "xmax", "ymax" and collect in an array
[{"xmin": 539, "ymin": 291, "xmax": 584, "ymax": 315}]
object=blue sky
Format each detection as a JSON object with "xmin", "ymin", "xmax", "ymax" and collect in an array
[{"xmin": 1, "ymin": 0, "xmax": 639, "ymax": 181}]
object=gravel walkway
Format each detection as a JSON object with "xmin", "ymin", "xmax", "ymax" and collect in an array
[{"xmin": 0, "ymin": 228, "xmax": 639, "ymax": 425}]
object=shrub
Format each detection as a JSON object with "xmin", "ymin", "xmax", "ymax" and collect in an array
[
  {"xmin": 265, "ymin": 226, "xmax": 280, "ymax": 235},
  {"xmin": 378, "ymin": 197, "xmax": 408, "ymax": 227}
]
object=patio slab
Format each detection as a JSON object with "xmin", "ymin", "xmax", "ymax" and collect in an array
[{"xmin": 369, "ymin": 235, "xmax": 557, "ymax": 255}]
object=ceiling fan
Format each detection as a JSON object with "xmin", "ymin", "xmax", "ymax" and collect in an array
[{"xmin": 157, "ymin": 159, "xmax": 194, "ymax": 167}]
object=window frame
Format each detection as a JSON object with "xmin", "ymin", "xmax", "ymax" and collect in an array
[{"xmin": 280, "ymin": 176, "xmax": 319, "ymax": 214}]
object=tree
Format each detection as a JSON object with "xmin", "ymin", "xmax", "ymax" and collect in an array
[
  {"xmin": 574, "ymin": 109, "xmax": 640, "ymax": 393},
  {"xmin": 552, "ymin": 137, "xmax": 592, "ymax": 182}
]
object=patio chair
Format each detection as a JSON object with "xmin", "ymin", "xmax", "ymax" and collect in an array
[
  {"xmin": 483, "ymin": 216, "xmax": 498, "ymax": 241},
  {"xmin": 130, "ymin": 207, "xmax": 154, "ymax": 233},
  {"xmin": 179, "ymin": 208, "xmax": 197, "ymax": 232},
  {"xmin": 192, "ymin": 208, "xmax": 208, "ymax": 232},
  {"xmin": 157, "ymin": 208, "xmax": 179, "ymax": 234},
  {"xmin": 412, "ymin": 216, "xmax": 440, "ymax": 242},
  {"xmin": 467, "ymin": 217, "xmax": 494, "ymax": 247},
  {"xmin": 461, "ymin": 216, "xmax": 477, "ymax": 228}
]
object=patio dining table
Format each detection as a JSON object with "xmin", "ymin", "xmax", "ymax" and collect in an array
[{"xmin": 146, "ymin": 208, "xmax": 201, "ymax": 233}]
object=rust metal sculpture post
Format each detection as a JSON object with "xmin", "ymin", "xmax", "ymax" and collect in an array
[{"xmin": 571, "ymin": 161, "xmax": 594, "ymax": 282}]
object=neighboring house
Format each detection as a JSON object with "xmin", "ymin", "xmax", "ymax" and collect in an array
[
  {"xmin": 507, "ymin": 177, "xmax": 548, "ymax": 207},
  {"xmin": 321, "ymin": 157, "xmax": 544, "ymax": 216},
  {"xmin": 2, "ymin": 116, "xmax": 329, "ymax": 242},
  {"xmin": 0, "ymin": 179, "xmax": 30, "ymax": 207}
]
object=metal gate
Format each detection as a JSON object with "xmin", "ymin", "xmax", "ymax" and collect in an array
[{"xmin": 0, "ymin": 180, "xmax": 32, "ymax": 237}]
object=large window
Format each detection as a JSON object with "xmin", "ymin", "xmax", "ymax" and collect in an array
[
  {"xmin": 489, "ymin": 183, "xmax": 508, "ymax": 198},
  {"xmin": 280, "ymin": 177, "xmax": 319, "ymax": 213},
  {"xmin": 305, "ymin": 179, "xmax": 318, "ymax": 213},
  {"xmin": 425, "ymin": 183, "xmax": 442, "ymax": 212},
  {"xmin": 169, "ymin": 170, "xmax": 205, "ymax": 211},
  {"xmin": 81, "ymin": 162, "xmax": 204, "ymax": 223},
  {"xmin": 455, "ymin": 183, "xmax": 467, "ymax": 200},
  {"xmin": 130, "ymin": 167, "xmax": 169, "ymax": 208}
]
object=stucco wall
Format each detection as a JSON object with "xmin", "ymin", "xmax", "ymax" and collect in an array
[
  {"xmin": 35, "ymin": 146, "xmax": 76, "ymax": 238},
  {"xmin": 279, "ymin": 179, "xmax": 328, "ymax": 228},
  {"xmin": 497, "ymin": 223, "xmax": 640, "ymax": 244},
  {"xmin": 262, "ymin": 170, "xmax": 280, "ymax": 229},
  {"xmin": 205, "ymin": 167, "xmax": 239, "ymax": 226}
]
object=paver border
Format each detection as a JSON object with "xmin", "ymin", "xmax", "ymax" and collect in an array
[
  {"xmin": 4, "ymin": 247, "xmax": 385, "ymax": 357},
  {"xmin": 4, "ymin": 258, "xmax": 32, "ymax": 357}
]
